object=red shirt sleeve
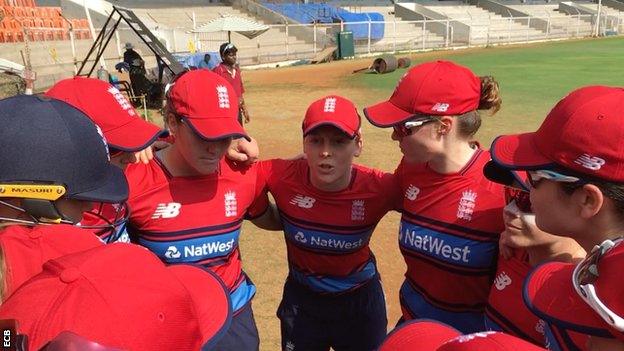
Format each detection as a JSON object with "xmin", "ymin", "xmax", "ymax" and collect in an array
[{"xmin": 245, "ymin": 161, "xmax": 270, "ymax": 219}]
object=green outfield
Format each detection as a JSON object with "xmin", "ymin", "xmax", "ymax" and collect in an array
[{"xmin": 351, "ymin": 37, "xmax": 624, "ymax": 143}]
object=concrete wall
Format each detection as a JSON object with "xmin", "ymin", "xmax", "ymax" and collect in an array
[
  {"xmin": 394, "ymin": 2, "xmax": 470, "ymax": 43},
  {"xmin": 602, "ymin": 0, "xmax": 624, "ymax": 11},
  {"xmin": 469, "ymin": 0, "xmax": 549, "ymax": 32}
]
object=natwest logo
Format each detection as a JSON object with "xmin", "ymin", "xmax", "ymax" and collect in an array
[{"xmin": 165, "ymin": 246, "xmax": 181, "ymax": 259}]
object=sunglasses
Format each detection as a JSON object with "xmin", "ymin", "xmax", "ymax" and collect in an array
[
  {"xmin": 572, "ymin": 237, "xmax": 624, "ymax": 332},
  {"xmin": 392, "ymin": 116, "xmax": 438, "ymax": 137},
  {"xmin": 526, "ymin": 170, "xmax": 581, "ymax": 189},
  {"xmin": 504, "ymin": 186, "xmax": 532, "ymax": 213}
]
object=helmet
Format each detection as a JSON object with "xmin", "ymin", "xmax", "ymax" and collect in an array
[{"xmin": 0, "ymin": 95, "xmax": 128, "ymax": 224}]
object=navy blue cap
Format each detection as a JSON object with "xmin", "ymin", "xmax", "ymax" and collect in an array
[
  {"xmin": 483, "ymin": 160, "xmax": 529, "ymax": 191},
  {"xmin": 0, "ymin": 95, "xmax": 128, "ymax": 203}
]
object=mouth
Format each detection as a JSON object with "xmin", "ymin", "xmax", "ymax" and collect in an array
[{"xmin": 318, "ymin": 163, "xmax": 334, "ymax": 173}]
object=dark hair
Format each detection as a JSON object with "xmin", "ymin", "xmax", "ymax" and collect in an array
[
  {"xmin": 555, "ymin": 166, "xmax": 624, "ymax": 220},
  {"xmin": 219, "ymin": 43, "xmax": 237, "ymax": 57},
  {"xmin": 456, "ymin": 76, "xmax": 502, "ymax": 138}
]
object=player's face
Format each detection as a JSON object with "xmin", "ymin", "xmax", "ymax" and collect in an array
[
  {"xmin": 391, "ymin": 119, "xmax": 441, "ymax": 164},
  {"xmin": 303, "ymin": 126, "xmax": 362, "ymax": 192},
  {"xmin": 529, "ymin": 179, "xmax": 580, "ymax": 239},
  {"xmin": 223, "ymin": 51, "xmax": 237, "ymax": 66},
  {"xmin": 501, "ymin": 195, "xmax": 559, "ymax": 249},
  {"xmin": 170, "ymin": 118, "xmax": 232, "ymax": 175},
  {"xmin": 55, "ymin": 198, "xmax": 95, "ymax": 224}
]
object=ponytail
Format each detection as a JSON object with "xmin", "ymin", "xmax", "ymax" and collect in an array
[{"xmin": 456, "ymin": 75, "xmax": 502, "ymax": 138}]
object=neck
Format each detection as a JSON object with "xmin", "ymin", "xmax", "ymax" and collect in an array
[
  {"xmin": 526, "ymin": 239, "xmax": 586, "ymax": 266},
  {"xmin": 575, "ymin": 211, "xmax": 624, "ymax": 252},
  {"xmin": 159, "ymin": 146, "xmax": 205, "ymax": 177},
  {"xmin": 428, "ymin": 141, "xmax": 477, "ymax": 174}
]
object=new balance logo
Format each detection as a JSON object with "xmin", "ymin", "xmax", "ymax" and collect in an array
[
  {"xmin": 574, "ymin": 154, "xmax": 605, "ymax": 171},
  {"xmin": 165, "ymin": 245, "xmax": 181, "ymax": 259},
  {"xmin": 216, "ymin": 85, "xmax": 230, "ymax": 109},
  {"xmin": 494, "ymin": 271, "xmax": 512, "ymax": 290},
  {"xmin": 431, "ymin": 102, "xmax": 449, "ymax": 112},
  {"xmin": 405, "ymin": 185, "xmax": 420, "ymax": 201},
  {"xmin": 107, "ymin": 86, "xmax": 135, "ymax": 116},
  {"xmin": 152, "ymin": 202, "xmax": 182, "ymax": 219},
  {"xmin": 323, "ymin": 97, "xmax": 337, "ymax": 112},
  {"xmin": 290, "ymin": 195, "xmax": 316, "ymax": 208}
]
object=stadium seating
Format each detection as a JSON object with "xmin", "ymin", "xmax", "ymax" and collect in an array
[
  {"xmin": 263, "ymin": 3, "xmax": 384, "ymax": 40},
  {"xmin": 0, "ymin": 4, "xmax": 90, "ymax": 43}
]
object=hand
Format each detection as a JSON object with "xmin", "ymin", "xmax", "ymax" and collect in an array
[
  {"xmin": 227, "ymin": 137, "xmax": 259, "ymax": 165},
  {"xmin": 133, "ymin": 146, "xmax": 154, "ymax": 164}
]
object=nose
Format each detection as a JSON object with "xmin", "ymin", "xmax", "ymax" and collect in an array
[{"xmin": 391, "ymin": 129, "xmax": 401, "ymax": 141}]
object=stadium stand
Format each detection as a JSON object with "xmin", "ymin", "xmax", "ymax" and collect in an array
[
  {"xmin": 506, "ymin": 4, "xmax": 593, "ymax": 37},
  {"xmin": 0, "ymin": 2, "xmax": 90, "ymax": 43}
]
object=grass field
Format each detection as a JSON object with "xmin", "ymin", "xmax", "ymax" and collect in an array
[{"xmin": 227, "ymin": 36, "xmax": 624, "ymax": 350}]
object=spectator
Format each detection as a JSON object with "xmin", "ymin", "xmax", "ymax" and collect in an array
[
  {"xmin": 198, "ymin": 53, "xmax": 212, "ymax": 69},
  {"xmin": 214, "ymin": 43, "xmax": 249, "ymax": 125},
  {"xmin": 123, "ymin": 42, "xmax": 142, "ymax": 67}
]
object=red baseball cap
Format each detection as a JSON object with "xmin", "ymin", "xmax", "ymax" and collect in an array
[
  {"xmin": 523, "ymin": 242, "xmax": 624, "ymax": 341},
  {"xmin": 0, "ymin": 224, "xmax": 103, "ymax": 300},
  {"xmin": 45, "ymin": 77, "xmax": 167, "ymax": 152},
  {"xmin": 491, "ymin": 86, "xmax": 624, "ymax": 181},
  {"xmin": 302, "ymin": 95, "xmax": 361, "ymax": 138},
  {"xmin": 167, "ymin": 69, "xmax": 249, "ymax": 141},
  {"xmin": 379, "ymin": 319, "xmax": 461, "ymax": 351},
  {"xmin": 438, "ymin": 332, "xmax": 547, "ymax": 350},
  {"xmin": 0, "ymin": 243, "xmax": 231, "ymax": 350},
  {"xmin": 363, "ymin": 60, "xmax": 481, "ymax": 127}
]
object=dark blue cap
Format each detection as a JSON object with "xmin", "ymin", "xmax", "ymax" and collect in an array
[{"xmin": 0, "ymin": 95, "xmax": 128, "ymax": 203}]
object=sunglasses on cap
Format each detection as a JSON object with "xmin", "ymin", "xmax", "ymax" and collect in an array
[
  {"xmin": 572, "ymin": 237, "xmax": 624, "ymax": 332},
  {"xmin": 526, "ymin": 170, "xmax": 582, "ymax": 189},
  {"xmin": 392, "ymin": 116, "xmax": 438, "ymax": 137},
  {"xmin": 504, "ymin": 186, "xmax": 532, "ymax": 213}
]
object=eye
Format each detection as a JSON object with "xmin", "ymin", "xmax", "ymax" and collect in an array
[{"xmin": 331, "ymin": 136, "xmax": 351, "ymax": 145}]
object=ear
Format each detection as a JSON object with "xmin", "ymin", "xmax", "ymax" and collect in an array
[
  {"xmin": 165, "ymin": 113, "xmax": 178, "ymax": 136},
  {"xmin": 437, "ymin": 116, "xmax": 453, "ymax": 136},
  {"xmin": 354, "ymin": 135, "xmax": 363, "ymax": 157},
  {"xmin": 575, "ymin": 184, "xmax": 605, "ymax": 219}
]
